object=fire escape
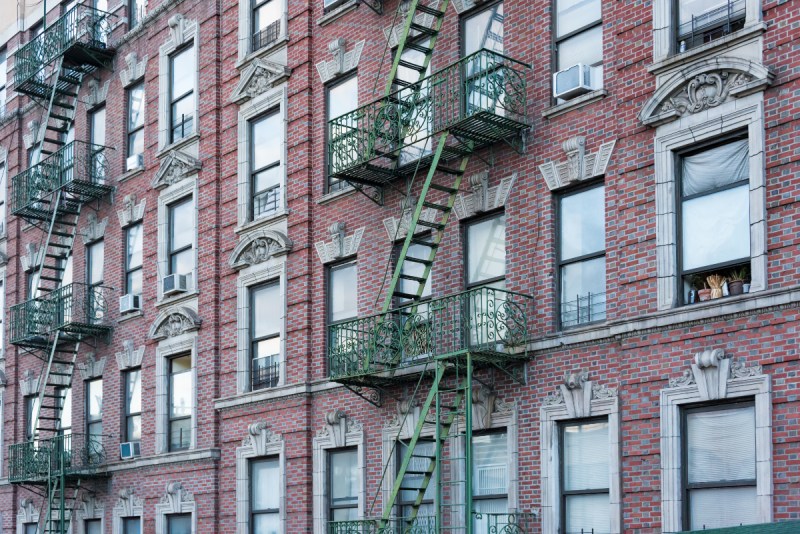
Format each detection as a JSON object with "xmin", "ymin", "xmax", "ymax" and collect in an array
[
  {"xmin": 7, "ymin": 6, "xmax": 115, "ymax": 534},
  {"xmin": 327, "ymin": 1, "xmax": 534, "ymax": 532}
]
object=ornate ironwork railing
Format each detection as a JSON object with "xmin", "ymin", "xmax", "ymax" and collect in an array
[
  {"xmin": 8, "ymin": 433, "xmax": 106, "ymax": 482},
  {"xmin": 328, "ymin": 287, "xmax": 532, "ymax": 380},
  {"xmin": 9, "ymin": 297, "xmax": 51, "ymax": 345},
  {"xmin": 329, "ymin": 513, "xmax": 537, "ymax": 534},
  {"xmin": 14, "ymin": 4, "xmax": 114, "ymax": 90},
  {"xmin": 252, "ymin": 19, "xmax": 281, "ymax": 52},
  {"xmin": 560, "ymin": 291, "xmax": 606, "ymax": 328},
  {"xmin": 11, "ymin": 141, "xmax": 111, "ymax": 215},
  {"xmin": 327, "ymin": 49, "xmax": 529, "ymax": 177},
  {"xmin": 677, "ymin": 0, "xmax": 745, "ymax": 51},
  {"xmin": 474, "ymin": 512, "xmax": 538, "ymax": 533}
]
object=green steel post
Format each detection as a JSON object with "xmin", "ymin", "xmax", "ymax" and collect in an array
[{"xmin": 465, "ymin": 353, "xmax": 473, "ymax": 534}]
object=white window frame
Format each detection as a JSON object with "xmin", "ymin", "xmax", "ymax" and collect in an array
[
  {"xmin": 155, "ymin": 336, "xmax": 198, "ymax": 454},
  {"xmin": 74, "ymin": 495, "xmax": 105, "ymax": 534},
  {"xmin": 16, "ymin": 499, "xmax": 39, "ymax": 534},
  {"xmin": 155, "ymin": 483, "xmax": 197, "ymax": 534},
  {"xmin": 236, "ymin": 85, "xmax": 288, "ymax": 230},
  {"xmin": 654, "ymin": 92, "xmax": 766, "ymax": 310},
  {"xmin": 112, "ymin": 490, "xmax": 144, "ymax": 534},
  {"xmin": 540, "ymin": 375, "xmax": 621, "ymax": 534},
  {"xmin": 236, "ymin": 423, "xmax": 286, "ymax": 533},
  {"xmin": 661, "ymin": 351, "xmax": 772, "ymax": 531},
  {"xmin": 158, "ymin": 16, "xmax": 199, "ymax": 151},
  {"xmin": 237, "ymin": 0, "xmax": 288, "ymax": 64},
  {"xmin": 157, "ymin": 179, "xmax": 198, "ymax": 302}
]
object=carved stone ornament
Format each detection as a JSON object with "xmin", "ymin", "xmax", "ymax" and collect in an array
[
  {"xmin": 17, "ymin": 498, "xmax": 38, "ymax": 523},
  {"xmin": 161, "ymin": 482, "xmax": 194, "ymax": 512},
  {"xmin": 229, "ymin": 229, "xmax": 292, "ymax": 270},
  {"xmin": 168, "ymin": 14, "xmax": 191, "ymax": 47},
  {"xmin": 152, "ymin": 151, "xmax": 201, "ymax": 189},
  {"xmin": 450, "ymin": 0, "xmax": 482, "ymax": 13},
  {"xmin": 317, "ymin": 410, "xmax": 361, "ymax": 447},
  {"xmin": 453, "ymin": 172, "xmax": 517, "ymax": 220},
  {"xmin": 148, "ymin": 306, "xmax": 202, "ymax": 340},
  {"xmin": 316, "ymin": 39, "xmax": 365, "ymax": 83},
  {"xmin": 80, "ymin": 213, "xmax": 108, "ymax": 244},
  {"xmin": 539, "ymin": 139, "xmax": 615, "ymax": 191},
  {"xmin": 20, "ymin": 242, "xmax": 43, "ymax": 272},
  {"xmin": 383, "ymin": 195, "xmax": 443, "ymax": 241},
  {"xmin": 384, "ymin": 0, "xmax": 442, "ymax": 47},
  {"xmin": 472, "ymin": 386, "xmax": 514, "ymax": 431},
  {"xmin": 23, "ymin": 120, "xmax": 40, "ymax": 149},
  {"xmin": 315, "ymin": 222, "xmax": 364, "ymax": 263},
  {"xmin": 20, "ymin": 369, "xmax": 40, "ymax": 396},
  {"xmin": 231, "ymin": 59, "xmax": 291, "ymax": 103},
  {"xmin": 0, "ymin": 370, "xmax": 7, "ymax": 386},
  {"xmin": 119, "ymin": 52, "xmax": 148, "ymax": 87},
  {"xmin": 639, "ymin": 58, "xmax": 774, "ymax": 127},
  {"xmin": 116, "ymin": 340, "xmax": 146, "ymax": 370},
  {"xmin": 117, "ymin": 194, "xmax": 146, "ymax": 226},
  {"xmin": 85, "ymin": 78, "xmax": 110, "ymax": 108},
  {"xmin": 385, "ymin": 397, "xmax": 435, "ymax": 435},
  {"xmin": 0, "ymin": 250, "xmax": 8, "ymax": 266},
  {"xmin": 79, "ymin": 493, "xmax": 104, "ymax": 519},
  {"xmin": 668, "ymin": 349, "xmax": 764, "ymax": 400},
  {"xmin": 78, "ymin": 353, "xmax": 106, "ymax": 380},
  {"xmin": 115, "ymin": 488, "xmax": 144, "ymax": 517},
  {"xmin": 542, "ymin": 370, "xmax": 617, "ymax": 418},
  {"xmin": 242, "ymin": 422, "xmax": 282, "ymax": 456}
]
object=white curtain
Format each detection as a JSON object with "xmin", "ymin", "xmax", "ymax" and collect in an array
[{"xmin": 681, "ymin": 139, "xmax": 748, "ymax": 197}]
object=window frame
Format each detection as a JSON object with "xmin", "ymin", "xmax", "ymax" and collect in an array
[
  {"xmin": 250, "ymin": 456, "xmax": 281, "ymax": 530},
  {"xmin": 168, "ymin": 45, "xmax": 196, "ymax": 144},
  {"xmin": 459, "ymin": 0, "xmax": 505, "ymax": 58},
  {"xmin": 167, "ymin": 196, "xmax": 195, "ymax": 277},
  {"xmin": 463, "ymin": 211, "xmax": 506, "ymax": 290},
  {"xmin": 396, "ymin": 439, "xmax": 436, "ymax": 519},
  {"xmin": 123, "ymin": 368, "xmax": 142, "ymax": 443},
  {"xmin": 327, "ymin": 447, "xmax": 359, "ymax": 522},
  {"xmin": 124, "ymin": 223, "xmax": 143, "ymax": 296},
  {"xmin": 127, "ymin": 82, "xmax": 145, "ymax": 165},
  {"xmin": 551, "ymin": 0, "xmax": 603, "ymax": 77},
  {"xmin": 25, "ymin": 395, "xmax": 39, "ymax": 442},
  {"xmin": 56, "ymin": 386, "xmax": 72, "ymax": 436},
  {"xmin": 249, "ymin": 110, "xmax": 282, "ymax": 221},
  {"xmin": 129, "ymin": 0, "xmax": 146, "ymax": 30},
  {"xmin": 325, "ymin": 73, "xmax": 358, "ymax": 194},
  {"xmin": 86, "ymin": 239, "xmax": 104, "ymax": 289},
  {"xmin": 555, "ymin": 180, "xmax": 606, "ymax": 329},
  {"xmin": 166, "ymin": 513, "xmax": 192, "ymax": 534},
  {"xmin": 672, "ymin": 0, "xmax": 746, "ymax": 54},
  {"xmin": 471, "ymin": 429, "xmax": 510, "ymax": 512},
  {"xmin": 85, "ymin": 378, "xmax": 103, "ymax": 441},
  {"xmin": 251, "ymin": 0, "xmax": 281, "ymax": 53},
  {"xmin": 167, "ymin": 353, "xmax": 192, "ymax": 452},
  {"xmin": 88, "ymin": 105, "xmax": 106, "ymax": 183},
  {"xmin": 249, "ymin": 281, "xmax": 281, "ymax": 390}
]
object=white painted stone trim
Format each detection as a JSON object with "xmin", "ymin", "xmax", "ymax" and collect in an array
[
  {"xmin": 156, "ymin": 178, "xmax": 198, "ymax": 301},
  {"xmin": 112, "ymin": 488, "xmax": 144, "ymax": 534},
  {"xmin": 235, "ymin": 423, "xmax": 286, "ymax": 534},
  {"xmin": 154, "ymin": 482, "xmax": 197, "ymax": 534},
  {"xmin": 74, "ymin": 494, "xmax": 105, "ymax": 534},
  {"xmin": 155, "ymin": 336, "xmax": 198, "ymax": 455},
  {"xmin": 660, "ymin": 354, "xmax": 772, "ymax": 532},
  {"xmin": 653, "ymin": 93, "xmax": 766, "ymax": 310},
  {"xmin": 316, "ymin": 39, "xmax": 365, "ymax": 84},
  {"xmin": 158, "ymin": 15, "xmax": 199, "ymax": 151},
  {"xmin": 16, "ymin": 499, "xmax": 39, "ymax": 534},
  {"xmin": 116, "ymin": 340, "xmax": 146, "ymax": 370},
  {"xmin": 0, "ymin": 389, "xmax": 4, "ymax": 479}
]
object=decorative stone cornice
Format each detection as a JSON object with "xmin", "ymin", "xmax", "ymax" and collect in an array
[
  {"xmin": 117, "ymin": 194, "xmax": 146, "ymax": 226},
  {"xmin": 84, "ymin": 79, "xmax": 110, "ymax": 108},
  {"xmin": 114, "ymin": 488, "xmax": 143, "ymax": 517},
  {"xmin": 116, "ymin": 340, "xmax": 146, "ymax": 370},
  {"xmin": 23, "ymin": 120, "xmax": 40, "ymax": 149},
  {"xmin": 160, "ymin": 482, "xmax": 194, "ymax": 512},
  {"xmin": 79, "ymin": 493, "xmax": 104, "ymax": 519},
  {"xmin": 231, "ymin": 59, "xmax": 291, "ymax": 103},
  {"xmin": 80, "ymin": 214, "xmax": 108, "ymax": 244},
  {"xmin": 315, "ymin": 223, "xmax": 364, "ymax": 263},
  {"xmin": 453, "ymin": 172, "xmax": 516, "ymax": 220},
  {"xmin": 450, "ymin": 0, "xmax": 480, "ymax": 13},
  {"xmin": 317, "ymin": 410, "xmax": 362, "ymax": 447},
  {"xmin": 472, "ymin": 386, "xmax": 514, "ymax": 431},
  {"xmin": 17, "ymin": 497, "xmax": 38, "ymax": 523},
  {"xmin": 229, "ymin": 229, "xmax": 292, "ymax": 270},
  {"xmin": 384, "ymin": 0, "xmax": 442, "ymax": 47},
  {"xmin": 20, "ymin": 370, "xmax": 40, "ymax": 396},
  {"xmin": 148, "ymin": 306, "xmax": 202, "ymax": 340},
  {"xmin": 543, "ymin": 370, "xmax": 617, "ymax": 418},
  {"xmin": 639, "ymin": 57, "xmax": 774, "ymax": 126},
  {"xmin": 152, "ymin": 150, "xmax": 201, "ymax": 189},
  {"xmin": 167, "ymin": 14, "xmax": 193, "ymax": 48},
  {"xmin": 242, "ymin": 422, "xmax": 282, "ymax": 456},
  {"xmin": 668, "ymin": 348, "xmax": 763, "ymax": 400},
  {"xmin": 119, "ymin": 52, "xmax": 148, "ymax": 87},
  {"xmin": 539, "ymin": 138, "xmax": 615, "ymax": 191},
  {"xmin": 20, "ymin": 243, "xmax": 43, "ymax": 272},
  {"xmin": 316, "ymin": 38, "xmax": 365, "ymax": 83},
  {"xmin": 77, "ymin": 354, "xmax": 106, "ymax": 380}
]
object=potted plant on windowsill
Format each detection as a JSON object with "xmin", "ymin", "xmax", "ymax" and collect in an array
[
  {"xmin": 706, "ymin": 273, "xmax": 726, "ymax": 299},
  {"xmin": 693, "ymin": 276, "xmax": 711, "ymax": 302},
  {"xmin": 728, "ymin": 266, "xmax": 749, "ymax": 296}
]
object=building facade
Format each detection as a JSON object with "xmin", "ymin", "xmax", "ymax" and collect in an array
[{"xmin": 0, "ymin": 0, "xmax": 798, "ymax": 533}]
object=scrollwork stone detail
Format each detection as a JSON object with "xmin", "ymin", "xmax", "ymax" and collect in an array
[
  {"xmin": 229, "ymin": 230, "xmax": 292, "ymax": 269},
  {"xmin": 231, "ymin": 59, "xmax": 291, "ymax": 103},
  {"xmin": 148, "ymin": 307, "xmax": 202, "ymax": 340},
  {"xmin": 660, "ymin": 72, "xmax": 749, "ymax": 116}
]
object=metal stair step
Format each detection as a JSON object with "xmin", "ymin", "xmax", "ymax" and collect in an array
[
  {"xmin": 409, "ymin": 22, "xmax": 437, "ymax": 37},
  {"xmin": 404, "ymin": 41, "xmax": 433, "ymax": 55},
  {"xmin": 414, "ymin": 4, "xmax": 445, "ymax": 17},
  {"xmin": 436, "ymin": 166, "xmax": 464, "ymax": 175},
  {"xmin": 427, "ymin": 183, "xmax": 459, "ymax": 194},
  {"xmin": 416, "ymin": 220, "xmax": 445, "ymax": 231},
  {"xmin": 398, "ymin": 59, "xmax": 427, "ymax": 73},
  {"xmin": 399, "ymin": 274, "xmax": 428, "ymax": 283},
  {"xmin": 393, "ymin": 291, "xmax": 420, "ymax": 300},
  {"xmin": 405, "ymin": 257, "xmax": 433, "ymax": 266},
  {"xmin": 39, "ymin": 275, "xmax": 64, "ymax": 282},
  {"xmin": 421, "ymin": 201, "xmax": 450, "ymax": 211},
  {"xmin": 50, "ymin": 230, "xmax": 74, "ymax": 237}
]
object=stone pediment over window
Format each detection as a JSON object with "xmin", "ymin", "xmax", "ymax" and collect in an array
[
  {"xmin": 539, "ymin": 137, "xmax": 615, "ymax": 191},
  {"xmin": 152, "ymin": 151, "xmax": 201, "ymax": 189},
  {"xmin": 148, "ymin": 306, "xmax": 202, "ymax": 340},
  {"xmin": 452, "ymin": 172, "xmax": 516, "ymax": 220},
  {"xmin": 228, "ymin": 229, "xmax": 292, "ymax": 270},
  {"xmin": 316, "ymin": 39, "xmax": 365, "ymax": 83},
  {"xmin": 119, "ymin": 52, "xmax": 148, "ymax": 87},
  {"xmin": 639, "ymin": 57, "xmax": 773, "ymax": 126},
  {"xmin": 231, "ymin": 59, "xmax": 291, "ymax": 104},
  {"xmin": 316, "ymin": 222, "xmax": 364, "ymax": 263}
]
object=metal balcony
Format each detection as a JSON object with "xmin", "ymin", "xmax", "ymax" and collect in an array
[
  {"xmin": 328, "ymin": 49, "xmax": 530, "ymax": 187},
  {"xmin": 14, "ymin": 4, "xmax": 115, "ymax": 98},
  {"xmin": 11, "ymin": 141, "xmax": 113, "ymax": 222},
  {"xmin": 10, "ymin": 283, "xmax": 112, "ymax": 347},
  {"xmin": 328, "ymin": 287, "xmax": 532, "ymax": 388},
  {"xmin": 328, "ymin": 512, "xmax": 537, "ymax": 534},
  {"xmin": 8, "ymin": 433, "xmax": 108, "ymax": 483}
]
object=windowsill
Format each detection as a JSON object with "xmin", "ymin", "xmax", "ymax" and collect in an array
[
  {"xmin": 237, "ymin": 35, "xmax": 290, "ymax": 70},
  {"xmin": 542, "ymin": 89, "xmax": 608, "ymax": 119},
  {"xmin": 215, "ymin": 380, "xmax": 341, "ymax": 410},
  {"xmin": 117, "ymin": 165, "xmax": 145, "ymax": 184},
  {"xmin": 317, "ymin": 185, "xmax": 356, "ymax": 205},
  {"xmin": 105, "ymin": 447, "xmax": 220, "ymax": 472},
  {"xmin": 157, "ymin": 132, "xmax": 201, "ymax": 159},
  {"xmin": 558, "ymin": 317, "xmax": 608, "ymax": 333},
  {"xmin": 156, "ymin": 289, "xmax": 199, "ymax": 309},
  {"xmin": 648, "ymin": 22, "xmax": 767, "ymax": 76},
  {"xmin": 117, "ymin": 310, "xmax": 144, "ymax": 324},
  {"xmin": 235, "ymin": 208, "xmax": 290, "ymax": 234},
  {"xmin": 318, "ymin": 0, "xmax": 359, "ymax": 26}
]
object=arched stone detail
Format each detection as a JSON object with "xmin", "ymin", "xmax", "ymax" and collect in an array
[
  {"xmin": 228, "ymin": 229, "xmax": 292, "ymax": 270},
  {"xmin": 639, "ymin": 57, "xmax": 773, "ymax": 126},
  {"xmin": 147, "ymin": 306, "xmax": 202, "ymax": 340}
]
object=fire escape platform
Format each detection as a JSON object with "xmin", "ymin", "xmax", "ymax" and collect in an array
[{"xmin": 8, "ymin": 434, "xmax": 109, "ymax": 484}]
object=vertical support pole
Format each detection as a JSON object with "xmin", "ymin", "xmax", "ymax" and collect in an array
[{"xmin": 465, "ymin": 353, "xmax": 473, "ymax": 534}]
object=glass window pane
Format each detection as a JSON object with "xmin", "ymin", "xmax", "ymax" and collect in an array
[
  {"xmin": 253, "ymin": 513, "xmax": 281, "ymax": 534},
  {"xmin": 128, "ymin": 129, "xmax": 144, "ymax": 158},
  {"xmin": 467, "ymin": 215, "xmax": 506, "ymax": 285},
  {"xmin": 331, "ymin": 508, "xmax": 358, "ymax": 521},
  {"xmin": 252, "ymin": 112, "xmax": 282, "ymax": 171},
  {"xmin": 561, "ymin": 256, "xmax": 606, "ymax": 323},
  {"xmin": 560, "ymin": 186, "xmax": 605, "ymax": 260},
  {"xmin": 255, "ymin": 338, "xmax": 281, "ymax": 360},
  {"xmin": 128, "ymin": 270, "xmax": 143, "ymax": 297},
  {"xmin": 689, "ymin": 486, "xmax": 758, "ymax": 530},
  {"xmin": 473, "ymin": 433, "xmax": 507, "ymax": 496},
  {"xmin": 127, "ymin": 225, "xmax": 143, "ymax": 270},
  {"xmin": 171, "ymin": 48, "xmax": 195, "ymax": 99},
  {"xmin": 88, "ymin": 241, "xmax": 104, "ymax": 285},
  {"xmin": 167, "ymin": 514, "xmax": 192, "ymax": 534},
  {"xmin": 400, "ymin": 242, "xmax": 432, "ymax": 301},
  {"xmin": 463, "ymin": 3, "xmax": 504, "ymax": 56},
  {"xmin": 128, "ymin": 84, "xmax": 145, "ymax": 130},
  {"xmin": 127, "ymin": 414, "xmax": 142, "ymax": 442},
  {"xmin": 25, "ymin": 524, "xmax": 37, "ymax": 534},
  {"xmin": 563, "ymin": 421, "xmax": 609, "ymax": 490},
  {"xmin": 679, "ymin": 0, "xmax": 739, "ymax": 25},
  {"xmin": 252, "ymin": 458, "xmax": 280, "ymax": 510},
  {"xmin": 682, "ymin": 140, "xmax": 748, "ymax": 196},
  {"xmin": 87, "ymin": 379, "xmax": 103, "ymax": 420},
  {"xmin": 330, "ymin": 449, "xmax": 358, "ymax": 504},
  {"xmin": 252, "ymin": 283, "xmax": 281, "ymax": 338},
  {"xmin": 328, "ymin": 76, "xmax": 359, "ymax": 120},
  {"xmin": 399, "ymin": 441, "xmax": 436, "ymax": 503},
  {"xmin": 85, "ymin": 519, "xmax": 102, "ymax": 534},
  {"xmin": 330, "ymin": 263, "xmax": 357, "ymax": 322},
  {"xmin": 123, "ymin": 517, "xmax": 141, "ymax": 534},
  {"xmin": 557, "ymin": 0, "xmax": 601, "ymax": 37},
  {"xmin": 254, "ymin": 0, "xmax": 281, "ymax": 32},
  {"xmin": 59, "ymin": 387, "xmax": 72, "ymax": 431},
  {"xmin": 170, "ymin": 198, "xmax": 194, "ymax": 251},
  {"xmin": 170, "ymin": 248, "xmax": 195, "ymax": 277},
  {"xmin": 681, "ymin": 184, "xmax": 749, "ymax": 271},
  {"xmin": 170, "ymin": 418, "xmax": 191, "ymax": 450},
  {"xmin": 126, "ymin": 370, "xmax": 142, "ymax": 414},
  {"xmin": 91, "ymin": 107, "xmax": 106, "ymax": 146},
  {"xmin": 565, "ymin": 493, "xmax": 610, "ymax": 534},
  {"xmin": 170, "ymin": 356, "xmax": 192, "ymax": 418},
  {"xmin": 172, "ymin": 94, "xmax": 195, "ymax": 135},
  {"xmin": 558, "ymin": 25, "xmax": 603, "ymax": 71},
  {"xmin": 687, "ymin": 405, "xmax": 755, "ymax": 483}
]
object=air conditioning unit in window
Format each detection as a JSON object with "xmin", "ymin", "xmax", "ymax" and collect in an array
[
  {"xmin": 162, "ymin": 274, "xmax": 189, "ymax": 296},
  {"xmin": 119, "ymin": 294, "xmax": 141, "ymax": 314},
  {"xmin": 553, "ymin": 63, "xmax": 593, "ymax": 100},
  {"xmin": 120, "ymin": 441, "xmax": 141, "ymax": 460},
  {"xmin": 126, "ymin": 153, "xmax": 144, "ymax": 171}
]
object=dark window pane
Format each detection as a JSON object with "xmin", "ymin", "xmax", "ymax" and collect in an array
[
  {"xmin": 123, "ymin": 517, "xmax": 141, "ymax": 534},
  {"xmin": 167, "ymin": 514, "xmax": 192, "ymax": 534},
  {"xmin": 85, "ymin": 519, "xmax": 102, "ymax": 534}
]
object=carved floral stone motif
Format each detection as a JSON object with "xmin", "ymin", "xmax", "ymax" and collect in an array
[
  {"xmin": 229, "ymin": 229, "xmax": 292, "ymax": 269},
  {"xmin": 117, "ymin": 194, "xmax": 146, "ymax": 226},
  {"xmin": 318, "ymin": 410, "xmax": 362, "ymax": 447},
  {"xmin": 114, "ymin": 488, "xmax": 143, "ymax": 517},
  {"xmin": 152, "ymin": 151, "xmax": 201, "ymax": 189},
  {"xmin": 80, "ymin": 213, "xmax": 108, "ymax": 244},
  {"xmin": 667, "ymin": 348, "xmax": 764, "ymax": 400},
  {"xmin": 660, "ymin": 72, "xmax": 750, "ymax": 116},
  {"xmin": 148, "ymin": 307, "xmax": 202, "ymax": 340},
  {"xmin": 231, "ymin": 59, "xmax": 291, "ymax": 103},
  {"xmin": 542, "ymin": 370, "xmax": 617, "ymax": 418},
  {"xmin": 452, "ymin": 172, "xmax": 517, "ymax": 220},
  {"xmin": 119, "ymin": 52, "xmax": 148, "ymax": 87},
  {"xmin": 116, "ymin": 340, "xmax": 146, "ymax": 370},
  {"xmin": 539, "ymin": 139, "xmax": 615, "ymax": 191},
  {"xmin": 242, "ymin": 422, "xmax": 282, "ymax": 456}
]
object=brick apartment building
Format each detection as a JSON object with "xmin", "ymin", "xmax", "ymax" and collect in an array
[{"xmin": 0, "ymin": 0, "xmax": 798, "ymax": 533}]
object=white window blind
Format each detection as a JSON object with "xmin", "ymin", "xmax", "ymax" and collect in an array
[
  {"xmin": 563, "ymin": 421, "xmax": 609, "ymax": 490},
  {"xmin": 686, "ymin": 406, "xmax": 755, "ymax": 483}
]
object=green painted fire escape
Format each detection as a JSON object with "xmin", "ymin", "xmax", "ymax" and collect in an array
[
  {"xmin": 7, "ymin": 5, "xmax": 115, "ymax": 534},
  {"xmin": 327, "ymin": 1, "xmax": 534, "ymax": 532}
]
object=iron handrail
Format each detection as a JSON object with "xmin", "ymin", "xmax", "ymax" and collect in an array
[
  {"xmin": 328, "ymin": 512, "xmax": 538, "ymax": 533},
  {"xmin": 8, "ymin": 433, "xmax": 108, "ymax": 482}
]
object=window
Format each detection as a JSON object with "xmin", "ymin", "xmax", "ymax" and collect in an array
[
  {"xmin": 0, "ymin": 162, "xmax": 7, "ymax": 231},
  {"xmin": 0, "ymin": 48, "xmax": 7, "ymax": 117},
  {"xmin": 251, "ymin": 457, "xmax": 280, "ymax": 531},
  {"xmin": 130, "ymin": 0, "xmax": 147, "ymax": 29},
  {"xmin": 124, "ymin": 369, "xmax": 142, "ymax": 442},
  {"xmin": 24, "ymin": 523, "xmax": 37, "ymax": 534},
  {"xmin": 168, "ymin": 197, "xmax": 195, "ymax": 277},
  {"xmin": 463, "ymin": 2, "xmax": 504, "ymax": 56},
  {"xmin": 167, "ymin": 513, "xmax": 191, "ymax": 534},
  {"xmin": 84, "ymin": 519, "xmax": 101, "ymax": 534},
  {"xmin": 89, "ymin": 106, "xmax": 106, "ymax": 183},
  {"xmin": 558, "ymin": 184, "xmax": 606, "ymax": 327},
  {"xmin": 25, "ymin": 395, "xmax": 40, "ymax": 442},
  {"xmin": 169, "ymin": 46, "xmax": 196, "ymax": 143},
  {"xmin": 328, "ymin": 448, "xmax": 358, "ymax": 521},
  {"xmin": 125, "ymin": 224, "xmax": 143, "ymax": 296},
  {"xmin": 554, "ymin": 0, "xmax": 603, "ymax": 96},
  {"xmin": 122, "ymin": 517, "xmax": 141, "ymax": 534},
  {"xmin": 398, "ymin": 240, "xmax": 433, "ymax": 304},
  {"xmin": 473, "ymin": 432, "xmax": 508, "ymax": 514},
  {"xmin": 0, "ymin": 281, "xmax": 4, "ymax": 351},
  {"xmin": 559, "ymin": 419, "xmax": 610, "ymax": 534},
  {"xmin": 168, "ymin": 354, "xmax": 192, "ymax": 451},
  {"xmin": 397, "ymin": 441, "xmax": 435, "ymax": 520},
  {"xmin": 326, "ymin": 75, "xmax": 358, "ymax": 193},
  {"xmin": 682, "ymin": 402, "xmax": 757, "ymax": 530},
  {"xmin": 328, "ymin": 262, "xmax": 357, "ymax": 325},
  {"xmin": 395, "ymin": 41, "xmax": 432, "ymax": 165},
  {"xmin": 127, "ymin": 83, "xmax": 145, "ymax": 169},
  {"xmin": 252, "ymin": 0, "xmax": 281, "ymax": 52},
  {"xmin": 87, "ymin": 240, "xmax": 104, "ymax": 288},
  {"xmin": 250, "ymin": 111, "xmax": 282, "ymax": 219},
  {"xmin": 57, "ymin": 387, "xmax": 72, "ymax": 436},
  {"xmin": 250, "ymin": 282, "xmax": 281, "ymax": 390},
  {"xmin": 465, "ymin": 214, "xmax": 506, "ymax": 289},
  {"xmin": 678, "ymin": 138, "xmax": 750, "ymax": 303},
  {"xmin": 676, "ymin": 0, "xmax": 745, "ymax": 52},
  {"xmin": 85, "ymin": 379, "xmax": 103, "ymax": 445}
]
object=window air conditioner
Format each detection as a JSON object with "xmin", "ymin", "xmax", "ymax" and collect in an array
[
  {"xmin": 553, "ymin": 63, "xmax": 593, "ymax": 100},
  {"xmin": 119, "ymin": 294, "xmax": 141, "ymax": 314},
  {"xmin": 162, "ymin": 274, "xmax": 189, "ymax": 296},
  {"xmin": 120, "ymin": 441, "xmax": 141, "ymax": 460},
  {"xmin": 126, "ymin": 153, "xmax": 144, "ymax": 171}
]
